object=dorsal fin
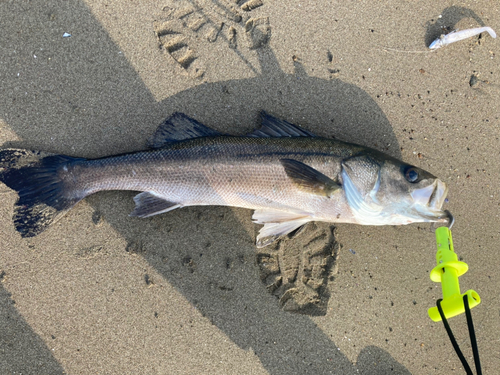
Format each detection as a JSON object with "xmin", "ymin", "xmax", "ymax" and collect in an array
[
  {"xmin": 148, "ymin": 112, "xmax": 223, "ymax": 149},
  {"xmin": 247, "ymin": 112, "xmax": 317, "ymax": 138}
]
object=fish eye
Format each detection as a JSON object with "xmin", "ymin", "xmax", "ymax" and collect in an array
[{"xmin": 404, "ymin": 167, "xmax": 419, "ymax": 183}]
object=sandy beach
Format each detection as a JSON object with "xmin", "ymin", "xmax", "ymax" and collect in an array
[{"xmin": 1, "ymin": 1, "xmax": 499, "ymax": 374}]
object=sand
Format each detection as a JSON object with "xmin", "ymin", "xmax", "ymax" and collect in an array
[{"xmin": 1, "ymin": 1, "xmax": 499, "ymax": 374}]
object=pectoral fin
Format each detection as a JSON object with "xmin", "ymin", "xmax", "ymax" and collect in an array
[
  {"xmin": 130, "ymin": 192, "xmax": 181, "ymax": 218},
  {"xmin": 280, "ymin": 159, "xmax": 340, "ymax": 197}
]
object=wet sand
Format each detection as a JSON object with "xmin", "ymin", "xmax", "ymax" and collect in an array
[{"xmin": 1, "ymin": 1, "xmax": 499, "ymax": 374}]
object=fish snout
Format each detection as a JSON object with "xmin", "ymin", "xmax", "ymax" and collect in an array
[{"xmin": 429, "ymin": 36, "xmax": 444, "ymax": 50}]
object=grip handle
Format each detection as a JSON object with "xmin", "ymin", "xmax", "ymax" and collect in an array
[{"xmin": 428, "ymin": 227, "xmax": 481, "ymax": 322}]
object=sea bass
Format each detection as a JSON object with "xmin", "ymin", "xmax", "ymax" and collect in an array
[{"xmin": 0, "ymin": 112, "xmax": 448, "ymax": 247}]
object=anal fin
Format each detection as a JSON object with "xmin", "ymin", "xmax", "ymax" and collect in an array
[{"xmin": 130, "ymin": 192, "xmax": 181, "ymax": 218}]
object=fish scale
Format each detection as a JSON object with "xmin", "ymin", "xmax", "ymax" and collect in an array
[{"xmin": 67, "ymin": 136, "xmax": 349, "ymax": 214}]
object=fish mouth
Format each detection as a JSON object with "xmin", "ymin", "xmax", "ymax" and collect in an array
[
  {"xmin": 428, "ymin": 179, "xmax": 448, "ymax": 210},
  {"xmin": 411, "ymin": 179, "xmax": 448, "ymax": 221}
]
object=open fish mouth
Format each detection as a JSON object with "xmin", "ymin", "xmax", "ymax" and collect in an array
[
  {"xmin": 411, "ymin": 179, "xmax": 448, "ymax": 221},
  {"xmin": 428, "ymin": 179, "xmax": 448, "ymax": 210}
]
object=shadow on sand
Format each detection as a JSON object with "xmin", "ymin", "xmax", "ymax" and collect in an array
[
  {"xmin": 424, "ymin": 6, "xmax": 491, "ymax": 47},
  {"xmin": 0, "ymin": 0, "xmax": 418, "ymax": 373},
  {"xmin": 0, "ymin": 282, "xmax": 66, "ymax": 374}
]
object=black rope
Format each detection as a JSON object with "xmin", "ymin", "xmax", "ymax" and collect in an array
[
  {"xmin": 463, "ymin": 295, "xmax": 482, "ymax": 375},
  {"xmin": 436, "ymin": 299, "xmax": 473, "ymax": 375}
]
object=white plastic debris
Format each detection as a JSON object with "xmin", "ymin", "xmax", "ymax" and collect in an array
[{"xmin": 63, "ymin": 32, "xmax": 72, "ymax": 38}]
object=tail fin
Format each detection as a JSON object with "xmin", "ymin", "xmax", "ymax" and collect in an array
[{"xmin": 0, "ymin": 149, "xmax": 86, "ymax": 237}]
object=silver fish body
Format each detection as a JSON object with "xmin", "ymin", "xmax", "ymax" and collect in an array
[
  {"xmin": 429, "ymin": 26, "xmax": 497, "ymax": 49},
  {"xmin": 0, "ymin": 113, "xmax": 448, "ymax": 247}
]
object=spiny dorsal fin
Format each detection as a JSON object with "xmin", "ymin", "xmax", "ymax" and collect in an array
[
  {"xmin": 247, "ymin": 112, "xmax": 317, "ymax": 138},
  {"xmin": 148, "ymin": 112, "xmax": 223, "ymax": 149},
  {"xmin": 280, "ymin": 159, "xmax": 340, "ymax": 197}
]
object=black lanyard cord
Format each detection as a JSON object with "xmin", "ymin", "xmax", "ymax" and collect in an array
[
  {"xmin": 436, "ymin": 296, "xmax": 482, "ymax": 375},
  {"xmin": 463, "ymin": 295, "xmax": 482, "ymax": 375}
]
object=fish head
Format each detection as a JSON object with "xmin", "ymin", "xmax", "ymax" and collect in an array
[
  {"xmin": 429, "ymin": 34, "xmax": 446, "ymax": 50},
  {"xmin": 429, "ymin": 39, "xmax": 442, "ymax": 49},
  {"xmin": 341, "ymin": 151, "xmax": 448, "ymax": 225}
]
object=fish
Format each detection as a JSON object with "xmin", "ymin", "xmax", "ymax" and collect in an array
[
  {"xmin": 0, "ymin": 112, "xmax": 449, "ymax": 247},
  {"xmin": 429, "ymin": 26, "xmax": 496, "ymax": 49}
]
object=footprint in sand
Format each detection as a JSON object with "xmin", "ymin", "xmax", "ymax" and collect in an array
[
  {"xmin": 256, "ymin": 223, "xmax": 340, "ymax": 316},
  {"xmin": 153, "ymin": 0, "xmax": 270, "ymax": 79}
]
